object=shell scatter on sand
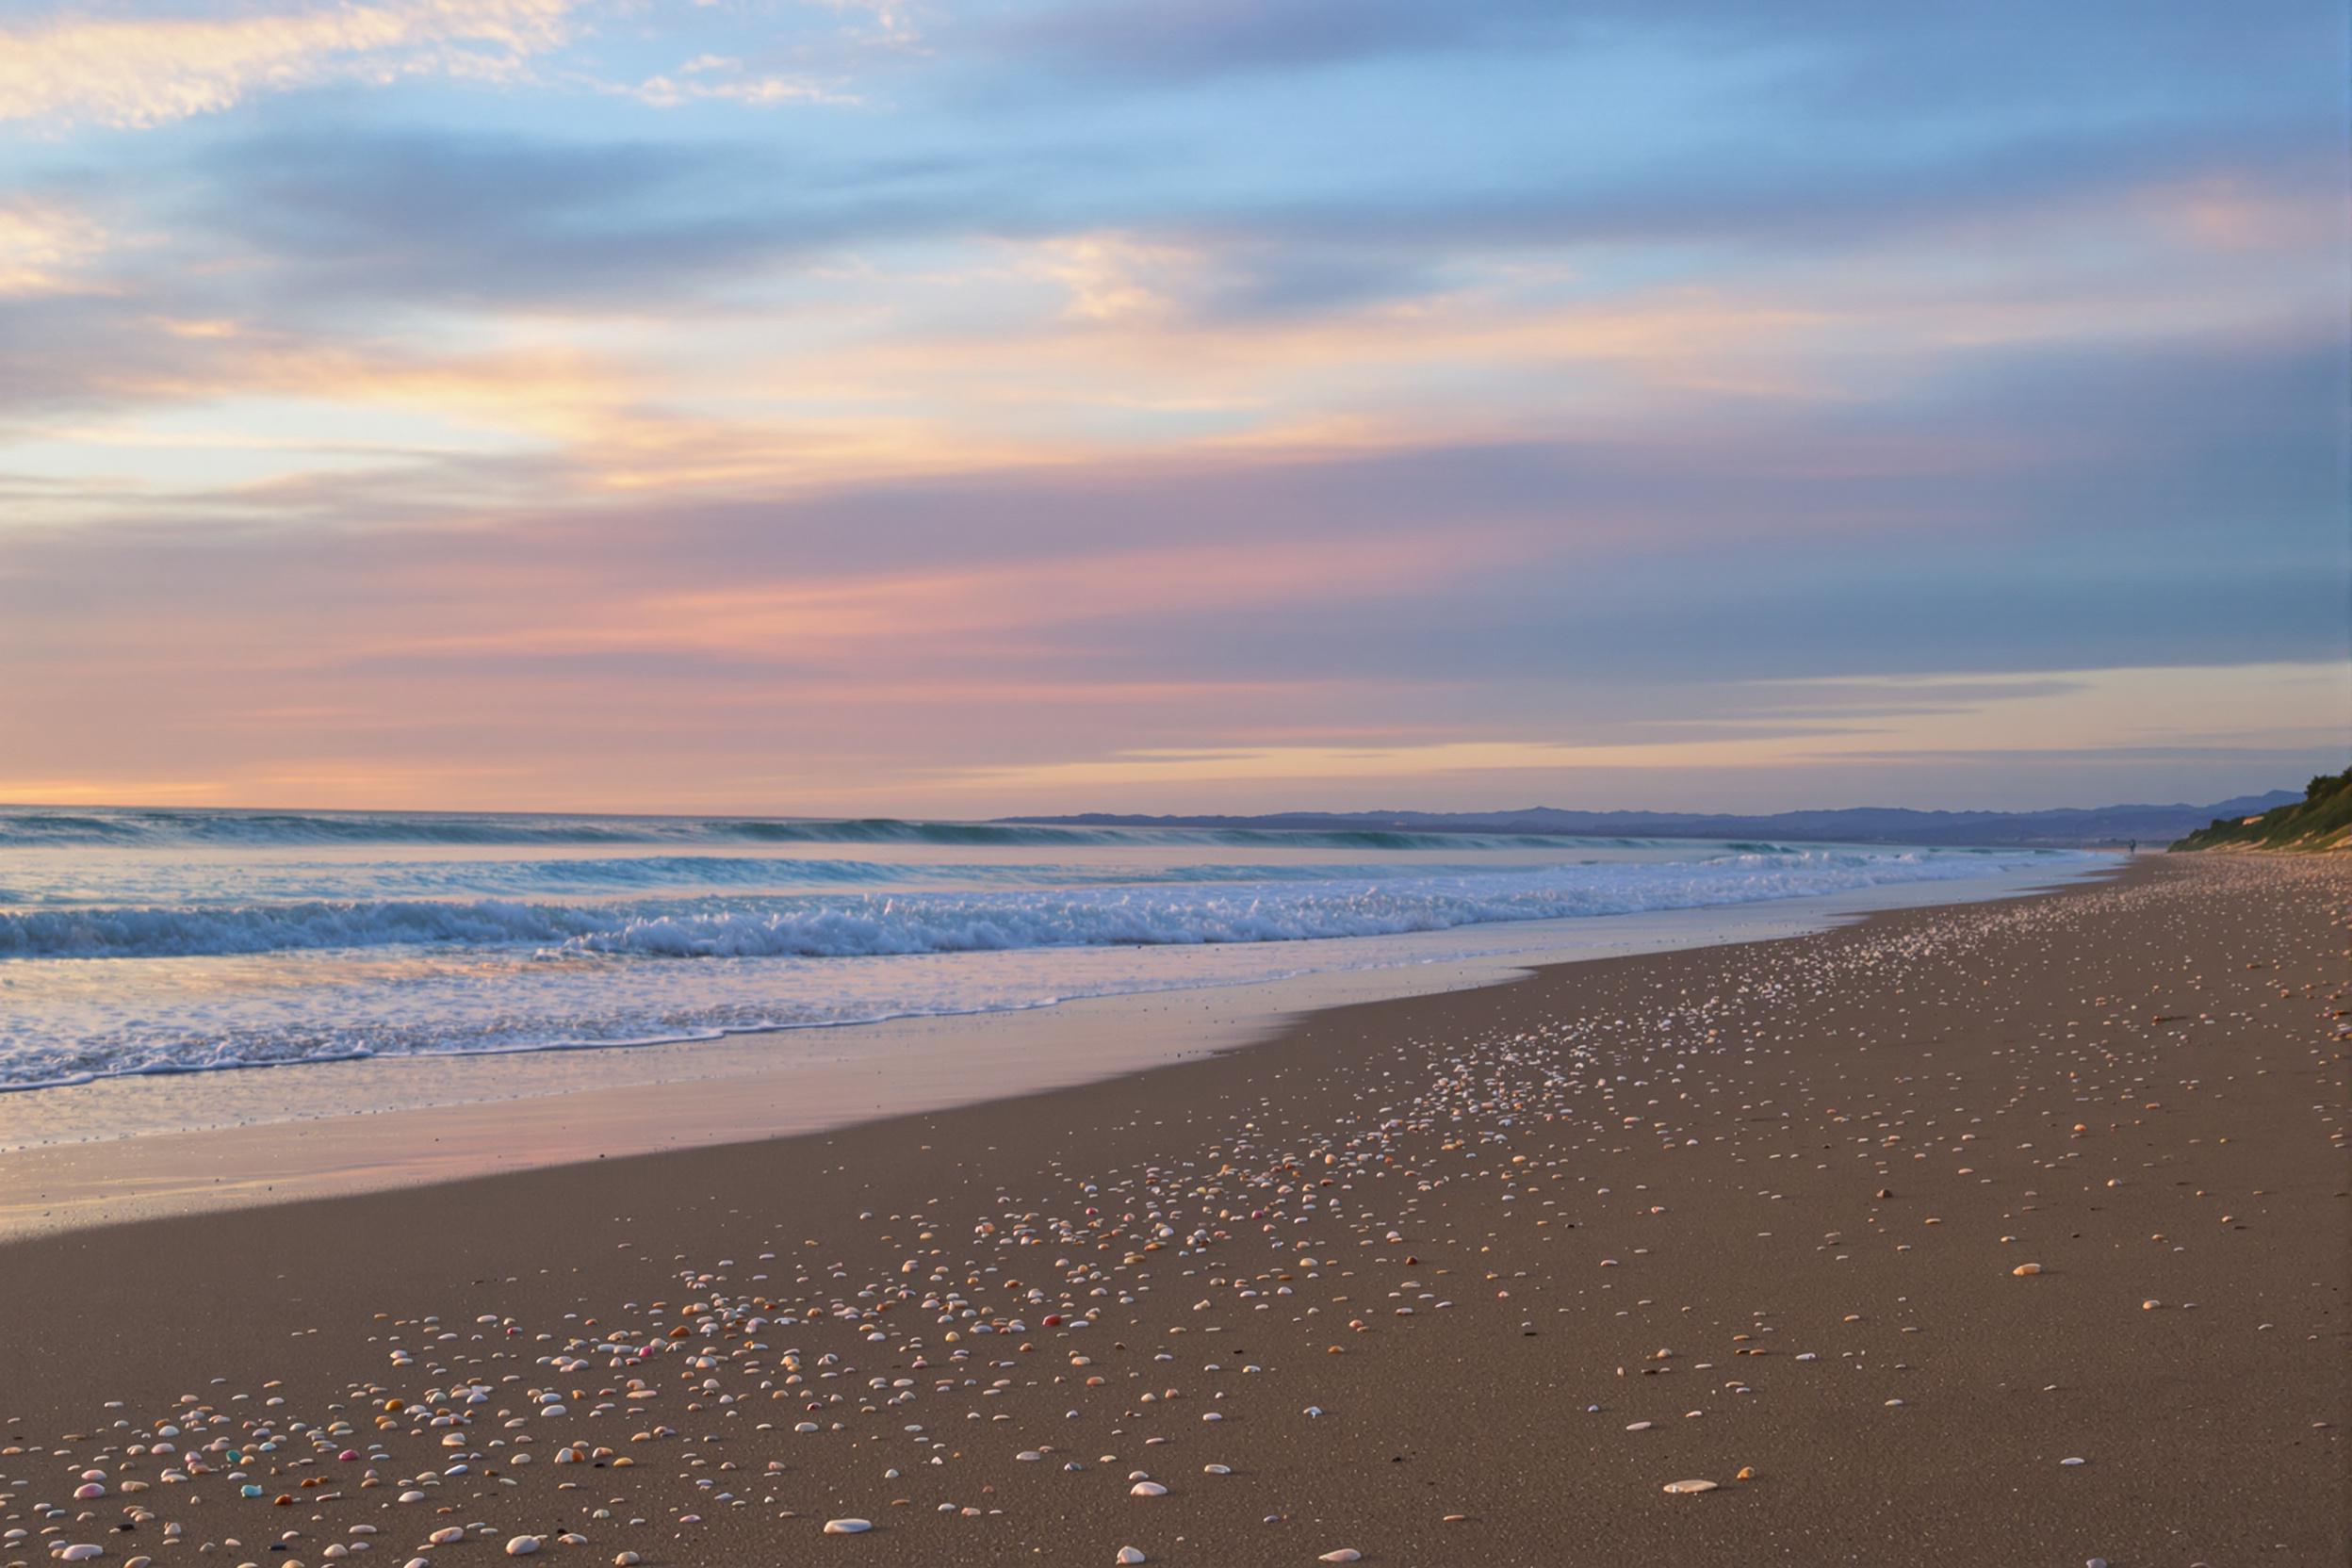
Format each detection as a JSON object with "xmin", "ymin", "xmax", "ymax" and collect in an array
[{"xmin": 0, "ymin": 856, "xmax": 2340, "ymax": 1567}]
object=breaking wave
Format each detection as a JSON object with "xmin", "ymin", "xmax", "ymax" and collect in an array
[{"xmin": 0, "ymin": 848, "xmax": 2084, "ymax": 962}]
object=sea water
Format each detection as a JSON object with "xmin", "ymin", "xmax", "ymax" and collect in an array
[{"xmin": 0, "ymin": 808, "xmax": 2095, "ymax": 1094}]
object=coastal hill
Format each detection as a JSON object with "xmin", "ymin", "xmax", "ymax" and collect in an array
[
  {"xmin": 2172, "ymin": 768, "xmax": 2352, "ymax": 852},
  {"xmin": 1009, "ymin": 791, "xmax": 2300, "ymax": 849}
]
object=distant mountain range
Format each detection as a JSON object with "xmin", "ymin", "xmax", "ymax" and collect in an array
[{"xmin": 1006, "ymin": 791, "xmax": 2303, "ymax": 848}]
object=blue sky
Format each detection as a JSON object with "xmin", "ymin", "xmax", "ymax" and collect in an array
[{"xmin": 0, "ymin": 0, "xmax": 2344, "ymax": 812}]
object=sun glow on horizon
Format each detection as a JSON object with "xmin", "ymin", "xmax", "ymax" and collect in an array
[{"xmin": 1, "ymin": 1, "xmax": 2343, "ymax": 812}]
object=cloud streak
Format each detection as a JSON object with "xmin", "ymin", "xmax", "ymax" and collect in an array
[
  {"xmin": 0, "ymin": 0, "xmax": 584, "ymax": 129},
  {"xmin": 0, "ymin": 0, "xmax": 2343, "ymax": 811}
]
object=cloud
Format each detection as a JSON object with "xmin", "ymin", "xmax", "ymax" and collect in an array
[
  {"xmin": 940, "ymin": 662, "xmax": 2348, "ymax": 796},
  {"xmin": 991, "ymin": 0, "xmax": 1510, "ymax": 83},
  {"xmin": 0, "ymin": 0, "xmax": 2343, "ymax": 813},
  {"xmin": 0, "ymin": 197, "xmax": 109, "ymax": 295},
  {"xmin": 167, "ymin": 123, "xmax": 1054, "ymax": 313},
  {"xmin": 989, "ymin": 0, "xmax": 2341, "ymax": 121},
  {"xmin": 616, "ymin": 55, "xmax": 853, "ymax": 109},
  {"xmin": 0, "ymin": 0, "xmax": 583, "ymax": 130}
]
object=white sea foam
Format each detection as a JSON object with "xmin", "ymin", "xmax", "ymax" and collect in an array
[
  {"xmin": 0, "ymin": 810, "xmax": 2095, "ymax": 1093},
  {"xmin": 0, "ymin": 850, "xmax": 2071, "ymax": 961}
]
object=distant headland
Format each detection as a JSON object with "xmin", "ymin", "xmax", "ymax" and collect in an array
[{"xmin": 2171, "ymin": 768, "xmax": 2352, "ymax": 852}]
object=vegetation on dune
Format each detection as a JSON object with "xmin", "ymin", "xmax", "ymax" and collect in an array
[{"xmin": 2172, "ymin": 767, "xmax": 2352, "ymax": 852}]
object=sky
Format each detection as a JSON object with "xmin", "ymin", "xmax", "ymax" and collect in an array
[{"xmin": 0, "ymin": 0, "xmax": 2344, "ymax": 817}]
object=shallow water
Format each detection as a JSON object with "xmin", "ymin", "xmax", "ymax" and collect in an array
[{"xmin": 0, "ymin": 806, "xmax": 2098, "ymax": 1098}]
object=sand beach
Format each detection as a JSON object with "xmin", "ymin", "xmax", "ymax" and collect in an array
[{"xmin": 0, "ymin": 854, "xmax": 2341, "ymax": 1566}]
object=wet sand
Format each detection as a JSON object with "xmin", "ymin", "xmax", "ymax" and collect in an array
[
  {"xmin": 0, "ymin": 872, "xmax": 2080, "ymax": 1240},
  {"xmin": 0, "ymin": 854, "xmax": 2343, "ymax": 1566}
]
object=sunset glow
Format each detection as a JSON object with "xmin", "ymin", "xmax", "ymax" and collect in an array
[{"xmin": 4, "ymin": 0, "xmax": 2344, "ymax": 813}]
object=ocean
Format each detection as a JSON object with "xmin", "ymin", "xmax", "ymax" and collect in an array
[{"xmin": 0, "ymin": 807, "xmax": 2096, "ymax": 1094}]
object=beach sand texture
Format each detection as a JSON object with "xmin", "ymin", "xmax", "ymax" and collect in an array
[{"xmin": 0, "ymin": 854, "xmax": 2342, "ymax": 1565}]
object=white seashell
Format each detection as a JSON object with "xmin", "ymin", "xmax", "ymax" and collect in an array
[
  {"xmin": 1662, "ymin": 1478, "xmax": 1719, "ymax": 1494},
  {"xmin": 1117, "ymin": 1550, "xmax": 1147, "ymax": 1565},
  {"xmin": 1128, "ymin": 1481, "xmax": 1168, "ymax": 1497},
  {"xmin": 1318, "ymin": 1552, "xmax": 1363, "ymax": 1564},
  {"xmin": 822, "ymin": 1519, "xmax": 873, "ymax": 1535}
]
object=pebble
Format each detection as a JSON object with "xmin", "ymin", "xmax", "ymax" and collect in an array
[{"xmin": 8, "ymin": 861, "xmax": 2328, "ymax": 1568}]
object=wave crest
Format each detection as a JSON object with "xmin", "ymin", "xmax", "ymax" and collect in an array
[{"xmin": 0, "ymin": 849, "xmax": 2082, "ymax": 961}]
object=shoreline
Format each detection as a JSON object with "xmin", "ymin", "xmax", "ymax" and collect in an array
[
  {"xmin": 0, "ymin": 864, "xmax": 2102, "ymax": 1239},
  {"xmin": 0, "ymin": 854, "xmax": 2338, "ymax": 1566}
]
